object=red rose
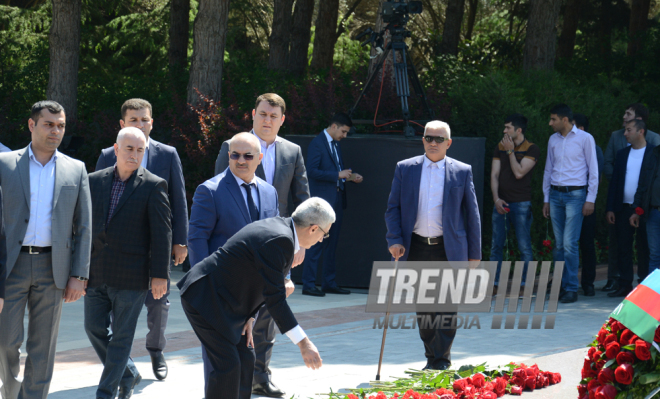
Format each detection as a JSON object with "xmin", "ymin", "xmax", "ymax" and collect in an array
[
  {"xmin": 483, "ymin": 381, "xmax": 494, "ymax": 392},
  {"xmin": 616, "ymin": 351, "xmax": 635, "ymax": 365},
  {"xmin": 594, "ymin": 351, "xmax": 606, "ymax": 369},
  {"xmin": 635, "ymin": 340, "xmax": 651, "ymax": 361},
  {"xmin": 481, "ymin": 392, "xmax": 497, "ymax": 399},
  {"xmin": 615, "ymin": 363, "xmax": 634, "ymax": 385},
  {"xmin": 510, "ymin": 386, "xmax": 523, "ymax": 395},
  {"xmin": 453, "ymin": 378, "xmax": 469, "ymax": 392},
  {"xmin": 439, "ymin": 395, "xmax": 457, "ymax": 399},
  {"xmin": 603, "ymin": 334, "xmax": 617, "ymax": 346},
  {"xmin": 595, "ymin": 385, "xmax": 617, "ymax": 399},
  {"xmin": 582, "ymin": 367, "xmax": 598, "ymax": 379},
  {"xmin": 553, "ymin": 373, "xmax": 561, "ymax": 384},
  {"xmin": 525, "ymin": 376, "xmax": 536, "ymax": 391},
  {"xmin": 542, "ymin": 239, "xmax": 552, "ymax": 248},
  {"xmin": 578, "ymin": 384, "xmax": 588, "ymax": 397},
  {"xmin": 503, "ymin": 207, "xmax": 511, "ymax": 213},
  {"xmin": 597, "ymin": 368, "xmax": 614, "ymax": 384},
  {"xmin": 493, "ymin": 378, "xmax": 507, "ymax": 397},
  {"xmin": 512, "ymin": 368, "xmax": 526, "ymax": 380},
  {"xmin": 655, "ymin": 326, "xmax": 660, "ymax": 343},
  {"xmin": 588, "ymin": 347, "xmax": 597, "ymax": 359},
  {"xmin": 471, "ymin": 373, "xmax": 485, "ymax": 388},
  {"xmin": 620, "ymin": 329, "xmax": 638, "ymax": 346},
  {"xmin": 502, "ymin": 374, "xmax": 510, "ymax": 382},
  {"xmin": 611, "ymin": 320, "xmax": 625, "ymax": 333},
  {"xmin": 588, "ymin": 378, "xmax": 601, "ymax": 391},
  {"xmin": 605, "ymin": 342, "xmax": 621, "ymax": 359},
  {"xmin": 635, "ymin": 207, "xmax": 644, "ymax": 216}
]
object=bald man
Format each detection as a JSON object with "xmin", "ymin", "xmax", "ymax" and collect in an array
[
  {"xmin": 85, "ymin": 127, "xmax": 172, "ymax": 399},
  {"xmin": 188, "ymin": 132, "xmax": 280, "ymax": 392}
]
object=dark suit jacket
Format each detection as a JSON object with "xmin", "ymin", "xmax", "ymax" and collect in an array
[
  {"xmin": 633, "ymin": 145, "xmax": 660, "ymax": 217},
  {"xmin": 88, "ymin": 166, "xmax": 172, "ymax": 290},
  {"xmin": 96, "ymin": 139, "xmax": 188, "ymax": 246},
  {"xmin": 607, "ymin": 144, "xmax": 655, "ymax": 213},
  {"xmin": 604, "ymin": 128, "xmax": 660, "ymax": 180},
  {"xmin": 306, "ymin": 131, "xmax": 346, "ymax": 209},
  {"xmin": 178, "ymin": 217, "xmax": 298, "ymax": 344},
  {"xmin": 0, "ymin": 187, "xmax": 6, "ymax": 299},
  {"xmin": 385, "ymin": 155, "xmax": 481, "ymax": 261},
  {"xmin": 214, "ymin": 133, "xmax": 310, "ymax": 217},
  {"xmin": 187, "ymin": 168, "xmax": 279, "ymax": 267}
]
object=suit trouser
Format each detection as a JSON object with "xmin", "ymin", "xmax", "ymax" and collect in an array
[
  {"xmin": 579, "ymin": 211, "xmax": 597, "ymax": 287},
  {"xmin": 0, "ymin": 253, "xmax": 63, "ymax": 399},
  {"xmin": 408, "ymin": 235, "xmax": 456, "ymax": 369},
  {"xmin": 84, "ymin": 285, "xmax": 148, "ymax": 399},
  {"xmin": 615, "ymin": 206, "xmax": 649, "ymax": 286},
  {"xmin": 182, "ymin": 297, "xmax": 254, "ymax": 399},
  {"xmin": 302, "ymin": 189, "xmax": 344, "ymax": 290}
]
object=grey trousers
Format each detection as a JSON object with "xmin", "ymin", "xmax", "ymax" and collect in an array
[
  {"xmin": 0, "ymin": 253, "xmax": 64, "ymax": 399},
  {"xmin": 144, "ymin": 278, "xmax": 170, "ymax": 354}
]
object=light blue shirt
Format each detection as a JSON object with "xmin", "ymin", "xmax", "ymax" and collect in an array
[
  {"xmin": 0, "ymin": 142, "xmax": 10, "ymax": 153},
  {"xmin": 413, "ymin": 155, "xmax": 445, "ymax": 237},
  {"xmin": 230, "ymin": 170, "xmax": 260, "ymax": 213},
  {"xmin": 140, "ymin": 137, "xmax": 152, "ymax": 169},
  {"xmin": 253, "ymin": 130, "xmax": 276, "ymax": 185},
  {"xmin": 23, "ymin": 144, "xmax": 58, "ymax": 246}
]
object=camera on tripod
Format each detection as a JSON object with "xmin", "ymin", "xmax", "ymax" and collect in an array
[{"xmin": 381, "ymin": 1, "xmax": 423, "ymax": 24}]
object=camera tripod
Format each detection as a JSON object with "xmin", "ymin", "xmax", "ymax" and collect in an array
[{"xmin": 348, "ymin": 30, "xmax": 434, "ymax": 137}]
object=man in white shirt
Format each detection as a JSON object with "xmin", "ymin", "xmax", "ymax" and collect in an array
[
  {"xmin": 607, "ymin": 120, "xmax": 652, "ymax": 296},
  {"xmin": 542, "ymin": 104, "xmax": 599, "ymax": 304}
]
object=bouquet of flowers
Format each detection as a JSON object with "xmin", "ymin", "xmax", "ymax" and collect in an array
[{"xmin": 333, "ymin": 362, "xmax": 561, "ymax": 399}]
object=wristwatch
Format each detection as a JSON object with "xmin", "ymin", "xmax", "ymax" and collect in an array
[
  {"xmin": 177, "ymin": 244, "xmax": 187, "ymax": 248},
  {"xmin": 73, "ymin": 276, "xmax": 88, "ymax": 281},
  {"xmin": 506, "ymin": 149, "xmax": 514, "ymax": 155}
]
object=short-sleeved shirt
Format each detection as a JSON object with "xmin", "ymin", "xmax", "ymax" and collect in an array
[{"xmin": 493, "ymin": 138, "xmax": 541, "ymax": 203}]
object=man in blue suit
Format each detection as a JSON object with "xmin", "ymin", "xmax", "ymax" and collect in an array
[
  {"xmin": 95, "ymin": 99, "xmax": 188, "ymax": 388},
  {"xmin": 385, "ymin": 120, "xmax": 481, "ymax": 370},
  {"xmin": 302, "ymin": 113, "xmax": 363, "ymax": 297},
  {"xmin": 607, "ymin": 120, "xmax": 653, "ymax": 297},
  {"xmin": 189, "ymin": 132, "xmax": 281, "ymax": 394}
]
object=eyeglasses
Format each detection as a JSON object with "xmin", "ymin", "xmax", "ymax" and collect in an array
[
  {"xmin": 423, "ymin": 136, "xmax": 449, "ymax": 144},
  {"xmin": 230, "ymin": 152, "xmax": 255, "ymax": 161},
  {"xmin": 318, "ymin": 225, "xmax": 330, "ymax": 239}
]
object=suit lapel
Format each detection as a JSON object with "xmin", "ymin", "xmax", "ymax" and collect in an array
[
  {"xmin": 255, "ymin": 164, "xmax": 266, "ymax": 180},
  {"xmin": 147, "ymin": 139, "xmax": 159, "ymax": 170},
  {"xmin": 444, "ymin": 157, "xmax": 453, "ymax": 206},
  {"xmin": 410, "ymin": 156, "xmax": 423, "ymax": 223},
  {"xmin": 102, "ymin": 169, "xmax": 113, "ymax": 222},
  {"xmin": 112, "ymin": 168, "xmax": 143, "ymax": 217},
  {"xmin": 52, "ymin": 155, "xmax": 65, "ymax": 210},
  {"xmin": 225, "ymin": 174, "xmax": 251, "ymax": 224},
  {"xmin": 16, "ymin": 149, "xmax": 31, "ymax": 209},
  {"xmin": 322, "ymin": 134, "xmax": 341, "ymax": 171},
  {"xmin": 255, "ymin": 180, "xmax": 267, "ymax": 219},
  {"xmin": 273, "ymin": 137, "xmax": 285, "ymax": 186}
]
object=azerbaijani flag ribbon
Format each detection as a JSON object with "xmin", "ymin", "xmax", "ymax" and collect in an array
[{"xmin": 610, "ymin": 269, "xmax": 660, "ymax": 343}]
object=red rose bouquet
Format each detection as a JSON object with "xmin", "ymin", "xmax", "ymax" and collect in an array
[
  {"xmin": 579, "ymin": 318, "xmax": 660, "ymax": 399},
  {"xmin": 336, "ymin": 362, "xmax": 561, "ymax": 398}
]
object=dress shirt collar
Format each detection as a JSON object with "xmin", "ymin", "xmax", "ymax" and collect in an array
[
  {"xmin": 555, "ymin": 125, "xmax": 580, "ymax": 138},
  {"xmin": 423, "ymin": 154, "xmax": 446, "ymax": 169},
  {"xmin": 113, "ymin": 164, "xmax": 138, "ymax": 182},
  {"xmin": 230, "ymin": 169, "xmax": 258, "ymax": 187},
  {"xmin": 144, "ymin": 137, "xmax": 152, "ymax": 149},
  {"xmin": 28, "ymin": 143, "xmax": 59, "ymax": 167},
  {"xmin": 253, "ymin": 129, "xmax": 277, "ymax": 148},
  {"xmin": 292, "ymin": 220, "xmax": 300, "ymax": 253},
  {"xmin": 323, "ymin": 129, "xmax": 334, "ymax": 143}
]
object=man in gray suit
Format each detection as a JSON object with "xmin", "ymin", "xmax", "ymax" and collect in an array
[
  {"xmin": 86, "ymin": 127, "xmax": 172, "ymax": 399},
  {"xmin": 0, "ymin": 101, "xmax": 92, "ymax": 399},
  {"xmin": 602, "ymin": 103, "xmax": 659, "ymax": 292},
  {"xmin": 214, "ymin": 93, "xmax": 310, "ymax": 398},
  {"xmin": 96, "ymin": 98, "xmax": 188, "ymax": 381}
]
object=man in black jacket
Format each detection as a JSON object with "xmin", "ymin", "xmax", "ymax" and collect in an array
[
  {"xmin": 178, "ymin": 198, "xmax": 333, "ymax": 399},
  {"xmin": 85, "ymin": 127, "xmax": 172, "ymax": 399}
]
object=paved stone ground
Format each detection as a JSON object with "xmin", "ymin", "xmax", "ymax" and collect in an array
[{"xmin": 13, "ymin": 265, "xmax": 621, "ymax": 398}]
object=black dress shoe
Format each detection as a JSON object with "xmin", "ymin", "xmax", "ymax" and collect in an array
[
  {"xmin": 302, "ymin": 287, "xmax": 325, "ymax": 297},
  {"xmin": 323, "ymin": 286, "xmax": 351, "ymax": 295},
  {"xmin": 607, "ymin": 286, "xmax": 632, "ymax": 297},
  {"xmin": 423, "ymin": 363, "xmax": 450, "ymax": 371},
  {"xmin": 252, "ymin": 381, "xmax": 285, "ymax": 398},
  {"xmin": 602, "ymin": 279, "xmax": 618, "ymax": 291},
  {"xmin": 151, "ymin": 352, "xmax": 168, "ymax": 380},
  {"xmin": 118, "ymin": 374, "xmax": 142, "ymax": 399},
  {"xmin": 582, "ymin": 285, "xmax": 595, "ymax": 296},
  {"xmin": 560, "ymin": 291, "xmax": 578, "ymax": 303}
]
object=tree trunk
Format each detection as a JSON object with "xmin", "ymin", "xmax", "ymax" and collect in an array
[
  {"xmin": 523, "ymin": 0, "xmax": 562, "ymax": 71},
  {"xmin": 465, "ymin": 0, "xmax": 478, "ymax": 41},
  {"xmin": 597, "ymin": 0, "xmax": 613, "ymax": 66},
  {"xmin": 310, "ymin": 0, "xmax": 340, "ymax": 70},
  {"xmin": 187, "ymin": 0, "xmax": 230, "ymax": 106},
  {"xmin": 440, "ymin": 0, "xmax": 466, "ymax": 55},
  {"xmin": 557, "ymin": 0, "xmax": 583, "ymax": 59},
  {"xmin": 268, "ymin": 0, "xmax": 295, "ymax": 70},
  {"xmin": 287, "ymin": 0, "xmax": 315, "ymax": 75},
  {"xmin": 627, "ymin": 0, "xmax": 651, "ymax": 56},
  {"xmin": 46, "ymin": 0, "xmax": 81, "ymax": 123},
  {"xmin": 169, "ymin": 0, "xmax": 190, "ymax": 68}
]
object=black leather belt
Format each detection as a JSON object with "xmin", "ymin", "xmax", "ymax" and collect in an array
[
  {"xmin": 21, "ymin": 246, "xmax": 52, "ymax": 254},
  {"xmin": 412, "ymin": 233, "xmax": 443, "ymax": 246},
  {"xmin": 551, "ymin": 185, "xmax": 586, "ymax": 193}
]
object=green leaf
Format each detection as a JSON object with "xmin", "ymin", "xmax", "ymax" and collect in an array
[
  {"xmin": 639, "ymin": 373, "xmax": 660, "ymax": 384},
  {"xmin": 604, "ymin": 359, "xmax": 616, "ymax": 368}
]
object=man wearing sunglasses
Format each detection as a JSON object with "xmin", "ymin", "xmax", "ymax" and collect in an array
[
  {"xmin": 385, "ymin": 120, "xmax": 481, "ymax": 371},
  {"xmin": 213, "ymin": 93, "xmax": 309, "ymax": 398},
  {"xmin": 302, "ymin": 112, "xmax": 363, "ymax": 297},
  {"xmin": 189, "ymin": 132, "xmax": 280, "ymax": 394}
]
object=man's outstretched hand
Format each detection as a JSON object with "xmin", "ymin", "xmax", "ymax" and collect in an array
[{"xmin": 297, "ymin": 337, "xmax": 322, "ymax": 370}]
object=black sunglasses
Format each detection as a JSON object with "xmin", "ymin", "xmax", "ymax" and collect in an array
[
  {"xmin": 423, "ymin": 136, "xmax": 449, "ymax": 144},
  {"xmin": 230, "ymin": 152, "xmax": 255, "ymax": 161}
]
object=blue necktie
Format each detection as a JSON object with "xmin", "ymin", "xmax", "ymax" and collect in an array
[
  {"xmin": 331, "ymin": 141, "xmax": 345, "ymax": 190},
  {"xmin": 242, "ymin": 183, "xmax": 259, "ymax": 222}
]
